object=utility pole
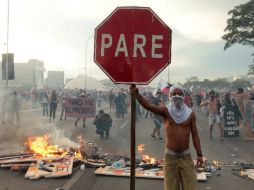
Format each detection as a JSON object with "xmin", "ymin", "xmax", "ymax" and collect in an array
[
  {"xmin": 5, "ymin": 0, "xmax": 10, "ymax": 88},
  {"xmin": 85, "ymin": 35, "xmax": 93, "ymax": 91},
  {"xmin": 167, "ymin": 65, "xmax": 170, "ymax": 82}
]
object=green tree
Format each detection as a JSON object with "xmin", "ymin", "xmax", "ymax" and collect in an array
[
  {"xmin": 248, "ymin": 60, "xmax": 254, "ymax": 75},
  {"xmin": 231, "ymin": 78, "xmax": 250, "ymax": 89},
  {"xmin": 222, "ymin": 0, "xmax": 254, "ymax": 50}
]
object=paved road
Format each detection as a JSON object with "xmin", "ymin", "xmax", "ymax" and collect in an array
[{"xmin": 0, "ymin": 105, "xmax": 253, "ymax": 190}]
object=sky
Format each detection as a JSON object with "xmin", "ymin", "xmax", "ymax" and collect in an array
[{"xmin": 0, "ymin": 0, "xmax": 253, "ymax": 85}]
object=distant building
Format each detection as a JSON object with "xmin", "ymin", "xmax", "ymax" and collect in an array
[
  {"xmin": 45, "ymin": 71, "xmax": 64, "ymax": 89},
  {"xmin": 0, "ymin": 59, "xmax": 45, "ymax": 88}
]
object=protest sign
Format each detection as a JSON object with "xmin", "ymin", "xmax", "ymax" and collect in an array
[
  {"xmin": 224, "ymin": 105, "xmax": 240, "ymax": 137},
  {"xmin": 65, "ymin": 97, "xmax": 96, "ymax": 118}
]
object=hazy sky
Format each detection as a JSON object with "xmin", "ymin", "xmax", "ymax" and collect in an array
[{"xmin": 0, "ymin": 0, "xmax": 252, "ymax": 84}]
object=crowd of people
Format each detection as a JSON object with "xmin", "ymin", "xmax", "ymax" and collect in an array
[{"xmin": 0, "ymin": 85, "xmax": 252, "ymax": 141}]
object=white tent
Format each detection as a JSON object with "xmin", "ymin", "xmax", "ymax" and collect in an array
[{"xmin": 64, "ymin": 75, "xmax": 107, "ymax": 91}]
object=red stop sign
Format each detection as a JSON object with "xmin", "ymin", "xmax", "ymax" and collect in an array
[{"xmin": 94, "ymin": 7, "xmax": 172, "ymax": 84}]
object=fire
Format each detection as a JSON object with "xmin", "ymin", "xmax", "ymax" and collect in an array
[
  {"xmin": 213, "ymin": 160, "xmax": 220, "ymax": 167},
  {"xmin": 137, "ymin": 144, "xmax": 145, "ymax": 153},
  {"xmin": 24, "ymin": 134, "xmax": 68, "ymax": 158},
  {"xmin": 142, "ymin": 154, "xmax": 156, "ymax": 164},
  {"xmin": 137, "ymin": 144, "xmax": 157, "ymax": 164}
]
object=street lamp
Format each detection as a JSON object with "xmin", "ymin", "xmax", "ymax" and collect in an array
[
  {"xmin": 85, "ymin": 35, "xmax": 94, "ymax": 91},
  {"xmin": 5, "ymin": 0, "xmax": 10, "ymax": 88}
]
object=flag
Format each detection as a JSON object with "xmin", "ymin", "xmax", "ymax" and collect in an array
[{"xmin": 157, "ymin": 78, "xmax": 173, "ymax": 93}]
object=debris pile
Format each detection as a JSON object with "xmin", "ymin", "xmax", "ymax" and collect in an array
[
  {"xmin": 95, "ymin": 144, "xmax": 209, "ymax": 181},
  {"xmin": 1, "ymin": 138, "xmax": 253, "ymax": 182},
  {"xmin": 0, "ymin": 134, "xmax": 84, "ymax": 179}
]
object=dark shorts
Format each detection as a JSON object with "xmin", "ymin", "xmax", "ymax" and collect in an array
[{"xmin": 154, "ymin": 118, "xmax": 162, "ymax": 128}]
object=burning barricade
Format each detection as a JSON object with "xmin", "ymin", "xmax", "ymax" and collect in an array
[
  {"xmin": 1, "ymin": 136, "xmax": 253, "ymax": 182},
  {"xmin": 0, "ymin": 134, "xmax": 85, "ymax": 179},
  {"xmin": 95, "ymin": 144, "xmax": 210, "ymax": 181}
]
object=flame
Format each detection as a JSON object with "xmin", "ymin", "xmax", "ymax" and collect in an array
[
  {"xmin": 24, "ymin": 134, "xmax": 68, "ymax": 158},
  {"xmin": 142, "ymin": 154, "xmax": 156, "ymax": 164},
  {"xmin": 137, "ymin": 144, "xmax": 145, "ymax": 153},
  {"xmin": 213, "ymin": 160, "xmax": 220, "ymax": 167}
]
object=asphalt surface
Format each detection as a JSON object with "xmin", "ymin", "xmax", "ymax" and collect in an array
[{"xmin": 0, "ymin": 104, "xmax": 253, "ymax": 190}]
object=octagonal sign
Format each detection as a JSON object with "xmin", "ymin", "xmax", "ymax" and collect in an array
[{"xmin": 94, "ymin": 6, "xmax": 172, "ymax": 84}]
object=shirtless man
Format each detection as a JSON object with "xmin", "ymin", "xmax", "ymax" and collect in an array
[
  {"xmin": 130, "ymin": 85, "xmax": 203, "ymax": 190},
  {"xmin": 232, "ymin": 87, "xmax": 249, "ymax": 120},
  {"xmin": 201, "ymin": 90, "xmax": 222, "ymax": 141}
]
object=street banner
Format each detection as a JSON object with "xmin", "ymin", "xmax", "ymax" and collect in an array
[
  {"xmin": 2, "ymin": 53, "xmax": 15, "ymax": 80},
  {"xmin": 224, "ymin": 105, "xmax": 240, "ymax": 137},
  {"xmin": 244, "ymin": 100, "xmax": 254, "ymax": 140},
  {"xmin": 65, "ymin": 97, "xmax": 96, "ymax": 118}
]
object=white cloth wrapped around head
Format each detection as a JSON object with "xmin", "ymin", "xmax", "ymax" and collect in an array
[{"xmin": 168, "ymin": 85, "xmax": 192, "ymax": 124}]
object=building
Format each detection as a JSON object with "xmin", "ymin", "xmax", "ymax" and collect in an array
[
  {"xmin": 0, "ymin": 58, "xmax": 45, "ymax": 88},
  {"xmin": 45, "ymin": 71, "xmax": 64, "ymax": 89}
]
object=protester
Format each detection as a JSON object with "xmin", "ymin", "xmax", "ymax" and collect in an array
[
  {"xmin": 220, "ymin": 92, "xmax": 242, "ymax": 140},
  {"xmin": 75, "ymin": 89, "xmax": 86, "ymax": 127},
  {"xmin": 130, "ymin": 85, "xmax": 203, "ymax": 190},
  {"xmin": 93, "ymin": 109, "xmax": 113, "ymax": 138},
  {"xmin": 59, "ymin": 93, "xmax": 66, "ymax": 121},
  {"xmin": 232, "ymin": 87, "xmax": 249, "ymax": 120},
  {"xmin": 150, "ymin": 90, "xmax": 164, "ymax": 141},
  {"xmin": 184, "ymin": 91, "xmax": 192, "ymax": 108},
  {"xmin": 42, "ymin": 91, "xmax": 49, "ymax": 116},
  {"xmin": 49, "ymin": 90, "xmax": 57, "ymax": 122},
  {"xmin": 97, "ymin": 91, "xmax": 103, "ymax": 108},
  {"xmin": 136, "ymin": 100, "xmax": 142, "ymax": 122},
  {"xmin": 10, "ymin": 91, "xmax": 20, "ymax": 125},
  {"xmin": 115, "ymin": 88, "xmax": 127, "ymax": 118},
  {"xmin": 201, "ymin": 90, "xmax": 222, "ymax": 140},
  {"xmin": 108, "ymin": 89, "xmax": 115, "ymax": 113},
  {"xmin": 1, "ymin": 91, "xmax": 8, "ymax": 124},
  {"xmin": 195, "ymin": 92, "xmax": 202, "ymax": 111},
  {"xmin": 144, "ymin": 92, "xmax": 153, "ymax": 118}
]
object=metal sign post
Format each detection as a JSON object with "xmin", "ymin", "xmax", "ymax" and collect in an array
[{"xmin": 130, "ymin": 84, "xmax": 136, "ymax": 190}]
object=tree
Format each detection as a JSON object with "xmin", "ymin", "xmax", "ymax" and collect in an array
[
  {"xmin": 222, "ymin": 0, "xmax": 254, "ymax": 50},
  {"xmin": 248, "ymin": 60, "xmax": 254, "ymax": 75},
  {"xmin": 231, "ymin": 78, "xmax": 250, "ymax": 89},
  {"xmin": 185, "ymin": 76, "xmax": 199, "ymax": 83},
  {"xmin": 185, "ymin": 76, "xmax": 200, "ymax": 90}
]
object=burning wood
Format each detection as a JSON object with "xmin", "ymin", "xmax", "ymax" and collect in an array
[
  {"xmin": 0, "ymin": 136, "xmax": 228, "ymax": 181},
  {"xmin": 24, "ymin": 134, "xmax": 70, "ymax": 158},
  {"xmin": 0, "ymin": 134, "xmax": 85, "ymax": 179},
  {"xmin": 137, "ymin": 144, "xmax": 145, "ymax": 153},
  {"xmin": 213, "ymin": 160, "xmax": 220, "ymax": 167},
  {"xmin": 25, "ymin": 156, "xmax": 74, "ymax": 180}
]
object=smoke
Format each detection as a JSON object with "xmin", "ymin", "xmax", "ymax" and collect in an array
[{"xmin": 49, "ymin": 127, "xmax": 79, "ymax": 148}]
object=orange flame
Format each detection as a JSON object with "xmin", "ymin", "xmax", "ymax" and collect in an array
[
  {"xmin": 142, "ymin": 154, "xmax": 156, "ymax": 164},
  {"xmin": 24, "ymin": 134, "xmax": 68, "ymax": 158},
  {"xmin": 137, "ymin": 144, "xmax": 145, "ymax": 153},
  {"xmin": 213, "ymin": 160, "xmax": 220, "ymax": 167}
]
